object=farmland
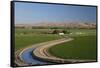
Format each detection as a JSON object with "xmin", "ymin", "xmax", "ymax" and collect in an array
[
  {"xmin": 15, "ymin": 28, "xmax": 96, "ymax": 60},
  {"xmin": 15, "ymin": 28, "xmax": 96, "ymax": 50},
  {"xmin": 15, "ymin": 29, "xmax": 63, "ymax": 50},
  {"xmin": 47, "ymin": 28, "xmax": 96, "ymax": 60},
  {"xmin": 49, "ymin": 35, "xmax": 96, "ymax": 60},
  {"xmin": 13, "ymin": 2, "xmax": 97, "ymax": 66}
]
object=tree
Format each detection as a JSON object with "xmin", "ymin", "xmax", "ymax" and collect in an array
[
  {"xmin": 62, "ymin": 30, "xmax": 70, "ymax": 34},
  {"xmin": 52, "ymin": 29, "xmax": 59, "ymax": 34}
]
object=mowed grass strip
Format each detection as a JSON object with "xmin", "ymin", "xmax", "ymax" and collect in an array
[{"xmin": 49, "ymin": 35, "xmax": 96, "ymax": 60}]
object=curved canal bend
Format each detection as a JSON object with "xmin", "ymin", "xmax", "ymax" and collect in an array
[
  {"xmin": 16, "ymin": 38, "xmax": 95, "ymax": 67},
  {"xmin": 20, "ymin": 47, "xmax": 53, "ymax": 65},
  {"xmin": 15, "ymin": 41, "xmax": 55, "ymax": 66},
  {"xmin": 19, "ymin": 38, "xmax": 73, "ymax": 66},
  {"xmin": 15, "ymin": 39, "xmax": 62, "ymax": 66},
  {"xmin": 15, "ymin": 38, "xmax": 70, "ymax": 66}
]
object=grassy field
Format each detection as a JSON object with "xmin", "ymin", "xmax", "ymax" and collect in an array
[
  {"xmin": 15, "ymin": 28, "xmax": 97, "ymax": 60},
  {"xmin": 15, "ymin": 29, "xmax": 63, "ymax": 50},
  {"xmin": 49, "ymin": 35, "xmax": 96, "ymax": 60}
]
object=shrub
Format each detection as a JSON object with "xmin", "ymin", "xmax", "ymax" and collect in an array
[{"xmin": 52, "ymin": 29, "xmax": 59, "ymax": 34}]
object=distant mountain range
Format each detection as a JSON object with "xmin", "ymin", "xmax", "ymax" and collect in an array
[{"xmin": 15, "ymin": 22, "xmax": 96, "ymax": 29}]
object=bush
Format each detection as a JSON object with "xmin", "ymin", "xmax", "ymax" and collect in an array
[
  {"xmin": 62, "ymin": 30, "xmax": 70, "ymax": 34},
  {"xmin": 52, "ymin": 29, "xmax": 59, "ymax": 34}
]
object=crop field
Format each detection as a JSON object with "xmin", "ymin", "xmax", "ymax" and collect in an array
[
  {"xmin": 48, "ymin": 29, "xmax": 96, "ymax": 60},
  {"xmin": 15, "ymin": 28, "xmax": 97, "ymax": 60},
  {"xmin": 15, "ymin": 28, "xmax": 63, "ymax": 50}
]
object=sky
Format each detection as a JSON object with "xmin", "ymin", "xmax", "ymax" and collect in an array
[{"xmin": 15, "ymin": 2, "xmax": 97, "ymax": 24}]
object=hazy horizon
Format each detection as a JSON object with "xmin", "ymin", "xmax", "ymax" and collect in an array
[
  {"xmin": 15, "ymin": 2, "xmax": 96, "ymax": 24},
  {"xmin": 15, "ymin": 21, "xmax": 96, "ymax": 25}
]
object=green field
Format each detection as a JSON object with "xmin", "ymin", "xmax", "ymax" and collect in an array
[
  {"xmin": 15, "ymin": 28, "xmax": 97, "ymax": 60},
  {"xmin": 15, "ymin": 29, "xmax": 63, "ymax": 50},
  {"xmin": 49, "ymin": 35, "xmax": 96, "ymax": 60}
]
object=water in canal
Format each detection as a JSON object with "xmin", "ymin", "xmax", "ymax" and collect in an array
[{"xmin": 20, "ymin": 47, "xmax": 52, "ymax": 65}]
